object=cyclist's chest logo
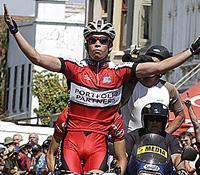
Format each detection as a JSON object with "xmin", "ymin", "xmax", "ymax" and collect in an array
[
  {"xmin": 84, "ymin": 74, "xmax": 92, "ymax": 81},
  {"xmin": 102, "ymin": 76, "xmax": 112, "ymax": 83}
]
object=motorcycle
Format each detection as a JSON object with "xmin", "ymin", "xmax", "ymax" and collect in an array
[{"xmin": 127, "ymin": 133, "xmax": 176, "ymax": 175}]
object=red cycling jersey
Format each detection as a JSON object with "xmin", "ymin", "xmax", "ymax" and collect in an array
[
  {"xmin": 59, "ymin": 58, "xmax": 134, "ymax": 135},
  {"xmin": 54, "ymin": 106, "xmax": 125, "ymax": 142}
]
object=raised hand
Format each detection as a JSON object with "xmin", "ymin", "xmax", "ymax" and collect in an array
[
  {"xmin": 190, "ymin": 36, "xmax": 200, "ymax": 55},
  {"xmin": 184, "ymin": 92, "xmax": 191, "ymax": 108},
  {"xmin": 3, "ymin": 4, "xmax": 18, "ymax": 34}
]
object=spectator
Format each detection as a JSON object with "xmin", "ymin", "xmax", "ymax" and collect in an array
[
  {"xmin": 13, "ymin": 134, "xmax": 23, "ymax": 147},
  {"xmin": 183, "ymin": 94, "xmax": 200, "ymax": 174},
  {"xmin": 3, "ymin": 137, "xmax": 14, "ymax": 155},
  {"xmin": 28, "ymin": 133, "xmax": 39, "ymax": 147},
  {"xmin": 3, "ymin": 147, "xmax": 19, "ymax": 175},
  {"xmin": 14, "ymin": 145, "xmax": 31, "ymax": 175},
  {"xmin": 179, "ymin": 131, "xmax": 193, "ymax": 149},
  {"xmin": 31, "ymin": 144, "xmax": 48, "ymax": 175},
  {"xmin": 184, "ymin": 94, "xmax": 200, "ymax": 149},
  {"xmin": 0, "ymin": 146, "xmax": 5, "ymax": 174}
]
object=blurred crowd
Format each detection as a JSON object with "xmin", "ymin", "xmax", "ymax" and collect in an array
[{"xmin": 0, "ymin": 133, "xmax": 52, "ymax": 175}]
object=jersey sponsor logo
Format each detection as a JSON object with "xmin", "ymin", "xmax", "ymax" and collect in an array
[
  {"xmin": 103, "ymin": 76, "xmax": 112, "ymax": 83},
  {"xmin": 70, "ymin": 82, "xmax": 122, "ymax": 107},
  {"xmin": 136, "ymin": 145, "xmax": 168, "ymax": 158},
  {"xmin": 84, "ymin": 74, "xmax": 92, "ymax": 81}
]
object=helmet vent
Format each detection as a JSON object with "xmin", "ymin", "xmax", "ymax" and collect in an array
[{"xmin": 97, "ymin": 20, "xmax": 102, "ymax": 29}]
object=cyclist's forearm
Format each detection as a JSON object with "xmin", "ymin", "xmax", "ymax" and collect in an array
[{"xmin": 113, "ymin": 140, "xmax": 127, "ymax": 175}]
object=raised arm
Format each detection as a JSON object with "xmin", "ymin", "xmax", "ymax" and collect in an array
[
  {"xmin": 185, "ymin": 93, "xmax": 200, "ymax": 142},
  {"xmin": 136, "ymin": 38, "xmax": 200, "ymax": 78},
  {"xmin": 4, "ymin": 4, "xmax": 61, "ymax": 72}
]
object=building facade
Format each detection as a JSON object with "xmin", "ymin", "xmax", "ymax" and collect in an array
[
  {"xmin": 4, "ymin": 19, "xmax": 35, "ymax": 121},
  {"xmin": 87, "ymin": 0, "xmax": 200, "ymax": 90}
]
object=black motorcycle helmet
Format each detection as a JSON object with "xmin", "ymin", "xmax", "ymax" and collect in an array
[
  {"xmin": 141, "ymin": 103, "xmax": 169, "ymax": 133},
  {"xmin": 145, "ymin": 45, "xmax": 172, "ymax": 61}
]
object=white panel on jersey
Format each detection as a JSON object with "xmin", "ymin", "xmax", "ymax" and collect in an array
[{"xmin": 70, "ymin": 82, "xmax": 122, "ymax": 107}]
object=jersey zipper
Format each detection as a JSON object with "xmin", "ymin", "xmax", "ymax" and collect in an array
[{"xmin": 97, "ymin": 62, "xmax": 100, "ymax": 86}]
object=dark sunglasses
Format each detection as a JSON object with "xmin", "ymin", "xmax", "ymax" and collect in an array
[
  {"xmin": 87, "ymin": 36, "xmax": 110, "ymax": 45},
  {"xmin": 146, "ymin": 116, "xmax": 164, "ymax": 122}
]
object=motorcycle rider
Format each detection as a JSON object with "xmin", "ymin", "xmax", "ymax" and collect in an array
[
  {"xmin": 4, "ymin": 4, "xmax": 200, "ymax": 174},
  {"xmin": 125, "ymin": 103, "xmax": 185, "ymax": 173}
]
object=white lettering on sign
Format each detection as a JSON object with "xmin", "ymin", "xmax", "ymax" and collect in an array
[
  {"xmin": 70, "ymin": 82, "xmax": 122, "ymax": 107},
  {"xmin": 190, "ymin": 95, "xmax": 200, "ymax": 108}
]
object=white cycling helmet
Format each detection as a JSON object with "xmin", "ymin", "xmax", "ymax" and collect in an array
[{"xmin": 84, "ymin": 20, "xmax": 116, "ymax": 41}]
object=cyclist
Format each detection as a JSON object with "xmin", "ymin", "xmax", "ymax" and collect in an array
[
  {"xmin": 47, "ymin": 107, "xmax": 125, "ymax": 174},
  {"xmin": 4, "ymin": 4, "xmax": 200, "ymax": 174}
]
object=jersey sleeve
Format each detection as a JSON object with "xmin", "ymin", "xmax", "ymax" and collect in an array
[
  {"xmin": 58, "ymin": 57, "xmax": 80, "ymax": 79},
  {"xmin": 110, "ymin": 113, "xmax": 125, "ymax": 142},
  {"xmin": 54, "ymin": 107, "xmax": 68, "ymax": 138},
  {"xmin": 115, "ymin": 62, "xmax": 138, "ymax": 84}
]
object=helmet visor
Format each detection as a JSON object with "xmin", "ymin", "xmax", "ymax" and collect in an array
[{"xmin": 145, "ymin": 115, "xmax": 166, "ymax": 122}]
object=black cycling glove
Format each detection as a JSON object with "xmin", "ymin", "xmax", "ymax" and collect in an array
[
  {"xmin": 5, "ymin": 16, "xmax": 18, "ymax": 35},
  {"xmin": 4, "ymin": 4, "xmax": 18, "ymax": 34},
  {"xmin": 190, "ymin": 36, "xmax": 200, "ymax": 55}
]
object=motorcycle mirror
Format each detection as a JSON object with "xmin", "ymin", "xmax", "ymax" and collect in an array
[{"xmin": 181, "ymin": 147, "xmax": 198, "ymax": 161}]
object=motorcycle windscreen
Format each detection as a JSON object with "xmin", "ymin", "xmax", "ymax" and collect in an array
[{"xmin": 134, "ymin": 134, "xmax": 171, "ymax": 165}]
